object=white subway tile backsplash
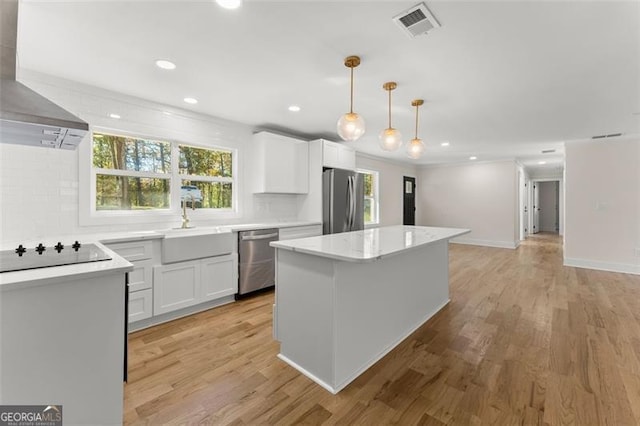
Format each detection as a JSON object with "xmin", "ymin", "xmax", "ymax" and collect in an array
[{"xmin": 1, "ymin": 71, "xmax": 306, "ymax": 243}]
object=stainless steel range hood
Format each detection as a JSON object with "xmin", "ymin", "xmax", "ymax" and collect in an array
[{"xmin": 0, "ymin": 0, "xmax": 89, "ymax": 149}]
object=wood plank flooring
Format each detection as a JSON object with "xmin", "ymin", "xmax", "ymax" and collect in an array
[{"xmin": 124, "ymin": 233, "xmax": 640, "ymax": 425}]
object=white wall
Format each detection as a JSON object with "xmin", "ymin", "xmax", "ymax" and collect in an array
[
  {"xmin": 0, "ymin": 71, "xmax": 300, "ymax": 246},
  {"xmin": 564, "ymin": 137, "xmax": 640, "ymax": 274},
  {"xmin": 538, "ymin": 181, "xmax": 558, "ymax": 232},
  {"xmin": 356, "ymin": 153, "xmax": 418, "ymax": 227},
  {"xmin": 417, "ymin": 160, "xmax": 519, "ymax": 249}
]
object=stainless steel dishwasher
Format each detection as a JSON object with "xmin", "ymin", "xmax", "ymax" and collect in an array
[{"xmin": 237, "ymin": 228, "xmax": 279, "ymax": 297}]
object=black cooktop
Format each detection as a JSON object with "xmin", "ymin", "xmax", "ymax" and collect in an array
[{"xmin": 0, "ymin": 242, "xmax": 112, "ymax": 273}]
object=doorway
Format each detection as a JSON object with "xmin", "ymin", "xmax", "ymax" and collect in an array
[
  {"xmin": 403, "ymin": 176, "xmax": 416, "ymax": 225},
  {"xmin": 538, "ymin": 181, "xmax": 560, "ymax": 233},
  {"xmin": 527, "ymin": 179, "xmax": 563, "ymax": 236}
]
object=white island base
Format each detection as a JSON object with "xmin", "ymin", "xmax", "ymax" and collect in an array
[{"xmin": 272, "ymin": 226, "xmax": 469, "ymax": 394}]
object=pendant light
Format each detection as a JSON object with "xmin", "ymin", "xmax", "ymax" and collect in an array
[
  {"xmin": 337, "ymin": 55, "xmax": 365, "ymax": 141},
  {"xmin": 379, "ymin": 82, "xmax": 403, "ymax": 151},
  {"xmin": 406, "ymin": 99, "xmax": 425, "ymax": 159}
]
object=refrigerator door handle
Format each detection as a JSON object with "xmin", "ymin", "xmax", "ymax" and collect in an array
[
  {"xmin": 348, "ymin": 176, "xmax": 355, "ymax": 231},
  {"xmin": 346, "ymin": 176, "xmax": 352, "ymax": 231}
]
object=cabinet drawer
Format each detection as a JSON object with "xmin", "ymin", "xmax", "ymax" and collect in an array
[
  {"xmin": 129, "ymin": 289, "xmax": 152, "ymax": 323},
  {"xmin": 279, "ymin": 225, "xmax": 323, "ymax": 241},
  {"xmin": 128, "ymin": 259, "xmax": 153, "ymax": 292},
  {"xmin": 107, "ymin": 240, "xmax": 153, "ymax": 262}
]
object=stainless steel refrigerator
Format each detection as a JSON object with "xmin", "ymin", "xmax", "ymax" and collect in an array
[{"xmin": 323, "ymin": 168, "xmax": 365, "ymax": 235}]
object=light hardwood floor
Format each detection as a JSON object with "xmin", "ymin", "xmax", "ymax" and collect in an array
[{"xmin": 124, "ymin": 233, "xmax": 640, "ymax": 425}]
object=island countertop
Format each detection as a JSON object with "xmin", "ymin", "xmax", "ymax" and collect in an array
[{"xmin": 270, "ymin": 225, "xmax": 470, "ymax": 262}]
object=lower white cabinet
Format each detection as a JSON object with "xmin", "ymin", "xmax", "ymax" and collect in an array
[
  {"xmin": 153, "ymin": 253, "xmax": 237, "ymax": 316},
  {"xmin": 127, "ymin": 259, "xmax": 154, "ymax": 292},
  {"xmin": 129, "ymin": 288, "xmax": 153, "ymax": 322},
  {"xmin": 201, "ymin": 255, "xmax": 237, "ymax": 301},
  {"xmin": 154, "ymin": 260, "xmax": 200, "ymax": 315}
]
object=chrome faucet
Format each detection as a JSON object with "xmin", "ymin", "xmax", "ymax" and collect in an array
[{"xmin": 181, "ymin": 194, "xmax": 196, "ymax": 229}]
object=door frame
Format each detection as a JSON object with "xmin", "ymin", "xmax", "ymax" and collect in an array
[{"xmin": 529, "ymin": 178, "xmax": 564, "ymax": 236}]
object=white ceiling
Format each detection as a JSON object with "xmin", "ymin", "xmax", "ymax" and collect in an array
[{"xmin": 16, "ymin": 0, "xmax": 640, "ymax": 172}]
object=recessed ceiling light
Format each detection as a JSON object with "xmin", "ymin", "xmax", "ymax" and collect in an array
[
  {"xmin": 109, "ymin": 113, "xmax": 121, "ymax": 119},
  {"xmin": 440, "ymin": 141, "xmax": 450, "ymax": 147},
  {"xmin": 469, "ymin": 156, "xmax": 477, "ymax": 160},
  {"xmin": 155, "ymin": 59, "xmax": 176, "ymax": 70},
  {"xmin": 216, "ymin": 0, "xmax": 242, "ymax": 9},
  {"xmin": 183, "ymin": 97, "xmax": 198, "ymax": 105},
  {"xmin": 163, "ymin": 111, "xmax": 172, "ymax": 116},
  {"xmin": 288, "ymin": 105, "xmax": 301, "ymax": 112},
  {"xmin": 538, "ymin": 161, "xmax": 547, "ymax": 165}
]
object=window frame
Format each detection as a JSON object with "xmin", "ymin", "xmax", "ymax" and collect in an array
[
  {"xmin": 358, "ymin": 168, "xmax": 380, "ymax": 226},
  {"xmin": 80, "ymin": 127, "xmax": 239, "ymax": 226}
]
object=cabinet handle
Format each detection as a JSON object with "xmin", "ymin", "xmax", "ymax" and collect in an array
[{"xmin": 241, "ymin": 233, "xmax": 279, "ymax": 241}]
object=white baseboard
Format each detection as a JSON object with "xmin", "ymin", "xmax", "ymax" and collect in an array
[
  {"xmin": 451, "ymin": 237, "xmax": 518, "ymax": 250},
  {"xmin": 277, "ymin": 354, "xmax": 338, "ymax": 394},
  {"xmin": 564, "ymin": 258, "xmax": 640, "ymax": 275}
]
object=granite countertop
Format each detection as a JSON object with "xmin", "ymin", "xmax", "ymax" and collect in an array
[{"xmin": 270, "ymin": 225, "xmax": 470, "ymax": 263}]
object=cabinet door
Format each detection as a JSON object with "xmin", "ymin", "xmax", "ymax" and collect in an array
[
  {"xmin": 153, "ymin": 261, "xmax": 201, "ymax": 315},
  {"xmin": 129, "ymin": 289, "xmax": 153, "ymax": 323},
  {"xmin": 338, "ymin": 145, "xmax": 356, "ymax": 170},
  {"xmin": 323, "ymin": 141, "xmax": 340, "ymax": 168},
  {"xmin": 253, "ymin": 132, "xmax": 309, "ymax": 194},
  {"xmin": 128, "ymin": 259, "xmax": 153, "ymax": 292},
  {"xmin": 201, "ymin": 254, "xmax": 237, "ymax": 302}
]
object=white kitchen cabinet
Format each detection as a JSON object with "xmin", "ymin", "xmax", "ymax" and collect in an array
[
  {"xmin": 153, "ymin": 261, "xmax": 201, "ymax": 315},
  {"xmin": 321, "ymin": 139, "xmax": 356, "ymax": 170},
  {"xmin": 252, "ymin": 131, "xmax": 309, "ymax": 194},
  {"xmin": 153, "ymin": 253, "xmax": 237, "ymax": 315},
  {"xmin": 104, "ymin": 239, "xmax": 159, "ymax": 323},
  {"xmin": 128, "ymin": 288, "xmax": 153, "ymax": 322},
  {"xmin": 279, "ymin": 224, "xmax": 323, "ymax": 240},
  {"xmin": 201, "ymin": 254, "xmax": 237, "ymax": 301},
  {"xmin": 127, "ymin": 259, "xmax": 153, "ymax": 292}
]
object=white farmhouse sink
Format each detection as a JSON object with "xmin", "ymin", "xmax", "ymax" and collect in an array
[{"xmin": 161, "ymin": 227, "xmax": 233, "ymax": 263}]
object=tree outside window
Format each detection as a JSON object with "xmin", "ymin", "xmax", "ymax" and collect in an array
[
  {"xmin": 92, "ymin": 132, "xmax": 234, "ymax": 211},
  {"xmin": 359, "ymin": 169, "xmax": 379, "ymax": 225}
]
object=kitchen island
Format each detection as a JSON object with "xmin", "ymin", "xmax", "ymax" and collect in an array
[{"xmin": 271, "ymin": 225, "xmax": 469, "ymax": 393}]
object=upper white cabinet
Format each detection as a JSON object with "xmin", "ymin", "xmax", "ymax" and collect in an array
[
  {"xmin": 251, "ymin": 131, "xmax": 309, "ymax": 194},
  {"xmin": 321, "ymin": 140, "xmax": 356, "ymax": 170}
]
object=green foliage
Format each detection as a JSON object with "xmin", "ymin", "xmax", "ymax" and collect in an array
[
  {"xmin": 92, "ymin": 133, "xmax": 171, "ymax": 172},
  {"xmin": 96, "ymin": 175, "xmax": 170, "ymax": 210},
  {"xmin": 92, "ymin": 133, "xmax": 234, "ymax": 211},
  {"xmin": 363, "ymin": 173, "xmax": 373, "ymax": 197},
  {"xmin": 179, "ymin": 145, "xmax": 232, "ymax": 178}
]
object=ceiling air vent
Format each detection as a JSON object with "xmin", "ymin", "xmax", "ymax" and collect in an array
[
  {"xmin": 592, "ymin": 133, "xmax": 623, "ymax": 139},
  {"xmin": 393, "ymin": 2, "xmax": 441, "ymax": 39}
]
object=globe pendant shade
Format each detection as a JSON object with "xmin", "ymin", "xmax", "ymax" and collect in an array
[
  {"xmin": 379, "ymin": 127, "xmax": 403, "ymax": 151},
  {"xmin": 407, "ymin": 138, "xmax": 425, "ymax": 159},
  {"xmin": 337, "ymin": 112, "xmax": 365, "ymax": 141}
]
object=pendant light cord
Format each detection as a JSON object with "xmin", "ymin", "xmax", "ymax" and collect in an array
[
  {"xmin": 349, "ymin": 66, "xmax": 354, "ymax": 114},
  {"xmin": 414, "ymin": 104, "xmax": 419, "ymax": 139},
  {"xmin": 388, "ymin": 88, "xmax": 392, "ymax": 128}
]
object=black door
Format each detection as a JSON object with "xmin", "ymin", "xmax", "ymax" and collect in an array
[{"xmin": 403, "ymin": 176, "xmax": 416, "ymax": 225}]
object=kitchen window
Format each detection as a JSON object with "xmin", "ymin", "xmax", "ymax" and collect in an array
[
  {"xmin": 359, "ymin": 169, "xmax": 379, "ymax": 225},
  {"xmin": 88, "ymin": 132, "xmax": 236, "ymax": 218},
  {"xmin": 93, "ymin": 133, "xmax": 171, "ymax": 210}
]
